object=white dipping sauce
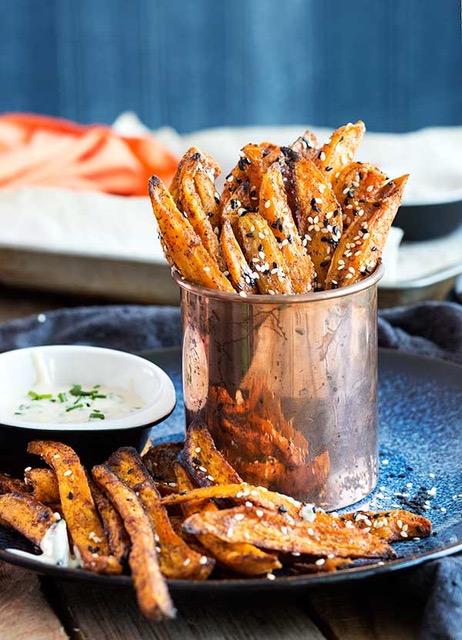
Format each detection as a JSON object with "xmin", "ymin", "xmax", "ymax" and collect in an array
[
  {"xmin": 7, "ymin": 518, "xmax": 81, "ymax": 568},
  {"xmin": 10, "ymin": 383, "xmax": 144, "ymax": 424}
]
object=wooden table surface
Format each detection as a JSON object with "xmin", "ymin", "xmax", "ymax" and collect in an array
[{"xmin": 0, "ymin": 286, "xmax": 425, "ymax": 640}]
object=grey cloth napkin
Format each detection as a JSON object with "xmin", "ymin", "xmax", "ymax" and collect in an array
[{"xmin": 0, "ymin": 300, "xmax": 460, "ymax": 640}]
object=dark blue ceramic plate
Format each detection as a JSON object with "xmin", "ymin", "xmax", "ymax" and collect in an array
[{"xmin": 0, "ymin": 348, "xmax": 461, "ymax": 591}]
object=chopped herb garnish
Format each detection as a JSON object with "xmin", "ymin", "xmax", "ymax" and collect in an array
[
  {"xmin": 58, "ymin": 393, "xmax": 67, "ymax": 403},
  {"xmin": 89, "ymin": 412, "xmax": 105, "ymax": 420},
  {"xmin": 66, "ymin": 404, "xmax": 84, "ymax": 412},
  {"xmin": 28, "ymin": 391, "xmax": 53, "ymax": 401}
]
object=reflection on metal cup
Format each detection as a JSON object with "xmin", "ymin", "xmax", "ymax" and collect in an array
[{"xmin": 176, "ymin": 266, "xmax": 383, "ymax": 510}]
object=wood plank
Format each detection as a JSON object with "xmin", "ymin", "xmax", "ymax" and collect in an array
[
  {"xmin": 304, "ymin": 576, "xmax": 422, "ymax": 640},
  {"xmin": 46, "ymin": 580, "xmax": 327, "ymax": 640},
  {"xmin": 0, "ymin": 561, "xmax": 68, "ymax": 640}
]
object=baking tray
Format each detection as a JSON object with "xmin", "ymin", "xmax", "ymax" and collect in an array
[{"xmin": 0, "ymin": 245, "xmax": 460, "ymax": 309}]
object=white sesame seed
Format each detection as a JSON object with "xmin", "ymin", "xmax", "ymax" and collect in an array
[
  {"xmin": 264, "ymin": 200, "xmax": 271, "ymax": 209},
  {"xmin": 199, "ymin": 466, "xmax": 207, "ymax": 472},
  {"xmin": 256, "ymin": 509, "xmax": 264, "ymax": 517},
  {"xmin": 234, "ymin": 513, "xmax": 245, "ymax": 521},
  {"xmin": 227, "ymin": 527, "xmax": 234, "ymax": 538},
  {"xmin": 320, "ymin": 151, "xmax": 326, "ymax": 161},
  {"xmin": 366, "ymin": 185, "xmax": 374, "ymax": 192},
  {"xmin": 24, "ymin": 466, "xmax": 32, "ymax": 472},
  {"xmin": 267, "ymin": 573, "xmax": 276, "ymax": 580},
  {"xmin": 245, "ymin": 501, "xmax": 253, "ymax": 508},
  {"xmin": 227, "ymin": 175, "xmax": 234, "ymax": 182},
  {"xmin": 199, "ymin": 556, "xmax": 209, "ymax": 565},
  {"xmin": 53, "ymin": 454, "xmax": 61, "ymax": 459},
  {"xmin": 63, "ymin": 470, "xmax": 72, "ymax": 477},
  {"xmin": 315, "ymin": 558, "xmax": 325, "ymax": 566},
  {"xmin": 183, "ymin": 558, "xmax": 191, "ymax": 566},
  {"xmin": 194, "ymin": 447, "xmax": 201, "ymax": 453}
]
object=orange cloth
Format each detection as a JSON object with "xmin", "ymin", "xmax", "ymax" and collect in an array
[{"xmin": 0, "ymin": 113, "xmax": 178, "ymax": 195}]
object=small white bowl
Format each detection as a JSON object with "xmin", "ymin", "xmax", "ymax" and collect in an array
[{"xmin": 0, "ymin": 345, "xmax": 176, "ymax": 474}]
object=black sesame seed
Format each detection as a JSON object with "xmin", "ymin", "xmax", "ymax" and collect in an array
[
  {"xmin": 333, "ymin": 209, "xmax": 339, "ymax": 217},
  {"xmin": 258, "ymin": 244, "xmax": 263, "ymax": 252},
  {"xmin": 278, "ymin": 506, "xmax": 287, "ymax": 513},
  {"xmin": 214, "ymin": 196, "xmax": 220, "ymax": 204},
  {"xmin": 320, "ymin": 260, "xmax": 330, "ymax": 267},
  {"xmin": 325, "ymin": 166, "xmax": 333, "ymax": 172},
  {"xmin": 192, "ymin": 457, "xmax": 201, "ymax": 465},
  {"xmin": 331, "ymin": 282, "xmax": 338, "ymax": 289},
  {"xmin": 273, "ymin": 262, "xmax": 278, "ymax": 269},
  {"xmin": 127, "ymin": 468, "xmax": 134, "ymax": 474},
  {"xmin": 246, "ymin": 232, "xmax": 254, "ymax": 238},
  {"xmin": 348, "ymin": 190, "xmax": 354, "ymax": 198},
  {"xmin": 230, "ymin": 199, "xmax": 238, "ymax": 210},
  {"xmin": 68, "ymin": 492, "xmax": 74, "ymax": 500},
  {"xmin": 361, "ymin": 227, "xmax": 368, "ymax": 234},
  {"xmin": 371, "ymin": 246, "xmax": 378, "ymax": 252},
  {"xmin": 191, "ymin": 152, "xmax": 201, "ymax": 161},
  {"xmin": 88, "ymin": 545, "xmax": 100, "ymax": 554},
  {"xmin": 333, "ymin": 226, "xmax": 339, "ymax": 234},
  {"xmin": 373, "ymin": 202, "xmax": 381, "ymax": 208},
  {"xmin": 236, "ymin": 177, "xmax": 242, "ymax": 184}
]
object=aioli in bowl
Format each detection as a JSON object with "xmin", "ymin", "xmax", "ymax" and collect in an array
[{"xmin": 10, "ymin": 383, "xmax": 145, "ymax": 424}]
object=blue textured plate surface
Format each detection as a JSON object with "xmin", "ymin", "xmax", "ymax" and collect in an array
[{"xmin": 0, "ymin": 347, "xmax": 461, "ymax": 591}]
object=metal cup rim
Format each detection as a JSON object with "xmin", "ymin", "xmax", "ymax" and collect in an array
[{"xmin": 173, "ymin": 264, "xmax": 384, "ymax": 303}]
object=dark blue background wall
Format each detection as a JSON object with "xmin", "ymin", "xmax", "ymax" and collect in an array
[{"xmin": 0, "ymin": 0, "xmax": 461, "ymax": 133}]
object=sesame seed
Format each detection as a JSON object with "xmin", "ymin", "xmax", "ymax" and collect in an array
[
  {"xmin": 264, "ymin": 200, "xmax": 271, "ymax": 209},
  {"xmin": 256, "ymin": 509, "xmax": 264, "ymax": 517},
  {"xmin": 53, "ymin": 454, "xmax": 61, "ymax": 459},
  {"xmin": 183, "ymin": 558, "xmax": 191, "ymax": 566},
  {"xmin": 267, "ymin": 573, "xmax": 276, "ymax": 580},
  {"xmin": 63, "ymin": 470, "xmax": 72, "ymax": 477},
  {"xmin": 245, "ymin": 501, "xmax": 253, "ymax": 507},
  {"xmin": 194, "ymin": 447, "xmax": 201, "ymax": 453},
  {"xmin": 200, "ymin": 556, "xmax": 209, "ymax": 565},
  {"xmin": 199, "ymin": 466, "xmax": 207, "ymax": 473},
  {"xmin": 315, "ymin": 558, "xmax": 325, "ymax": 566},
  {"xmin": 319, "ymin": 151, "xmax": 326, "ymax": 161},
  {"xmin": 206, "ymin": 475, "xmax": 214, "ymax": 481},
  {"xmin": 234, "ymin": 513, "xmax": 245, "ymax": 521}
]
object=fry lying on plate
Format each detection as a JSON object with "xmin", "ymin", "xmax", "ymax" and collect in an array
[
  {"xmin": 148, "ymin": 121, "xmax": 408, "ymax": 294},
  {"xmin": 0, "ymin": 432, "xmax": 431, "ymax": 622}
]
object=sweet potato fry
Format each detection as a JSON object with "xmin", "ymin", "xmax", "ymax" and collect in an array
[
  {"xmin": 174, "ymin": 463, "xmax": 281, "ymax": 576},
  {"xmin": 0, "ymin": 492, "xmax": 55, "ymax": 547},
  {"xmin": 162, "ymin": 482, "xmax": 303, "ymax": 519},
  {"xmin": 173, "ymin": 153, "xmax": 226, "ymax": 271},
  {"xmin": 107, "ymin": 447, "xmax": 214, "ymax": 580},
  {"xmin": 24, "ymin": 468, "xmax": 59, "ymax": 504},
  {"xmin": 325, "ymin": 175, "xmax": 408, "ymax": 289},
  {"xmin": 220, "ymin": 220, "xmax": 259, "ymax": 294},
  {"xmin": 315, "ymin": 121, "xmax": 365, "ymax": 183},
  {"xmin": 340, "ymin": 509, "xmax": 432, "ymax": 542},
  {"xmin": 90, "ymin": 481, "xmax": 130, "ymax": 565},
  {"xmin": 183, "ymin": 505, "xmax": 395, "ymax": 559},
  {"xmin": 290, "ymin": 130, "xmax": 319, "ymax": 160},
  {"xmin": 27, "ymin": 441, "xmax": 121, "ymax": 575},
  {"xmin": 237, "ymin": 213, "xmax": 294, "ymax": 294},
  {"xmin": 332, "ymin": 162, "xmax": 388, "ymax": 228},
  {"xmin": 259, "ymin": 162, "xmax": 316, "ymax": 293},
  {"xmin": 142, "ymin": 442, "xmax": 183, "ymax": 490},
  {"xmin": 0, "ymin": 472, "xmax": 30, "ymax": 495},
  {"xmin": 180, "ymin": 418, "xmax": 243, "ymax": 487},
  {"xmin": 148, "ymin": 176, "xmax": 234, "ymax": 292},
  {"xmin": 92, "ymin": 464, "xmax": 175, "ymax": 621},
  {"xmin": 288, "ymin": 157, "xmax": 343, "ymax": 286},
  {"xmin": 170, "ymin": 147, "xmax": 220, "ymax": 211},
  {"xmin": 220, "ymin": 143, "xmax": 280, "ymax": 215}
]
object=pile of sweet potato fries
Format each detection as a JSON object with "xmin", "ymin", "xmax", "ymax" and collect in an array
[
  {"xmin": 0, "ymin": 420, "xmax": 430, "ymax": 620},
  {"xmin": 149, "ymin": 121, "xmax": 408, "ymax": 293}
]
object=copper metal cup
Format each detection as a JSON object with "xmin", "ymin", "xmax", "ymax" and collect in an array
[{"xmin": 176, "ymin": 266, "xmax": 383, "ymax": 510}]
